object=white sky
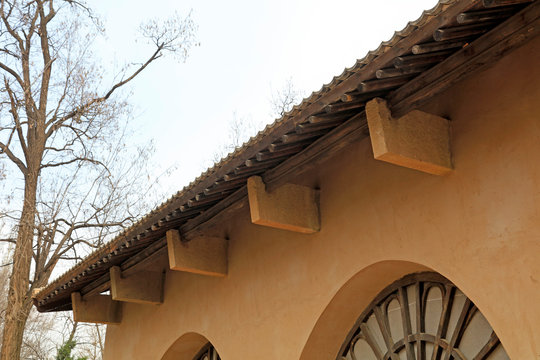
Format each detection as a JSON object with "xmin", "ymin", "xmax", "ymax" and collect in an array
[{"xmin": 92, "ymin": 0, "xmax": 439, "ymax": 196}]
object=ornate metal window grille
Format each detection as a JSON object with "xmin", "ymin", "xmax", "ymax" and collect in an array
[
  {"xmin": 193, "ymin": 342, "xmax": 220, "ymax": 360},
  {"xmin": 338, "ymin": 272, "xmax": 509, "ymax": 360}
]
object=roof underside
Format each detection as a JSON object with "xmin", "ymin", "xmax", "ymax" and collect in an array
[{"xmin": 34, "ymin": 0, "xmax": 539, "ymax": 312}]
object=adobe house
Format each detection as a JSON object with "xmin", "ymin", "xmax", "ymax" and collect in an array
[{"xmin": 34, "ymin": 0, "xmax": 540, "ymax": 359}]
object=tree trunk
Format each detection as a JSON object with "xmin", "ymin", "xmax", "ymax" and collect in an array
[{"xmin": 1, "ymin": 172, "xmax": 38, "ymax": 360}]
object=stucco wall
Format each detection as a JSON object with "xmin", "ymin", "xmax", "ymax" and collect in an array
[{"xmin": 103, "ymin": 36, "xmax": 540, "ymax": 360}]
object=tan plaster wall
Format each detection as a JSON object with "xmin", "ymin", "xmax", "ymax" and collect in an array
[{"xmin": 103, "ymin": 36, "xmax": 540, "ymax": 360}]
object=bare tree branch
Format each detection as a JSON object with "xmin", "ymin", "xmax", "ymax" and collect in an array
[
  {"xmin": 4, "ymin": 78, "xmax": 28, "ymax": 155},
  {"xmin": 45, "ymin": 44, "xmax": 163, "ymax": 139},
  {"xmin": 0, "ymin": 1, "xmax": 198, "ymax": 358},
  {"xmin": 0, "ymin": 140, "xmax": 26, "ymax": 173}
]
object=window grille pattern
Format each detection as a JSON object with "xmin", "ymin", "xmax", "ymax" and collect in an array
[
  {"xmin": 338, "ymin": 273, "xmax": 509, "ymax": 360},
  {"xmin": 193, "ymin": 342, "xmax": 220, "ymax": 360}
]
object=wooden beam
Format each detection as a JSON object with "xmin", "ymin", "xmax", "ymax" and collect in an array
[
  {"xmin": 71, "ymin": 292, "xmax": 121, "ymax": 325},
  {"xmin": 166, "ymin": 229, "xmax": 227, "ymax": 277},
  {"xmin": 324, "ymin": 100, "xmax": 365, "ymax": 113},
  {"xmin": 366, "ymin": 98, "xmax": 452, "ymax": 175},
  {"xmin": 296, "ymin": 118, "xmax": 344, "ymax": 134},
  {"xmin": 433, "ymin": 22, "xmax": 494, "ymax": 42},
  {"xmin": 412, "ymin": 39, "xmax": 472, "ymax": 55},
  {"xmin": 339, "ymin": 91, "xmax": 387, "ymax": 103},
  {"xmin": 110, "ymin": 266, "xmax": 163, "ymax": 305},
  {"xmin": 80, "ymin": 236, "xmax": 169, "ymax": 299},
  {"xmin": 389, "ymin": 1, "xmax": 540, "ymax": 117},
  {"xmin": 35, "ymin": 1, "xmax": 483, "ymax": 311},
  {"xmin": 393, "ymin": 51, "xmax": 453, "ymax": 68},
  {"xmin": 357, "ymin": 75, "xmax": 413, "ymax": 93},
  {"xmin": 483, "ymin": 0, "xmax": 532, "ymax": 8},
  {"xmin": 256, "ymin": 144, "xmax": 305, "ymax": 161},
  {"xmin": 375, "ymin": 65, "xmax": 429, "ymax": 79},
  {"xmin": 457, "ymin": 8, "xmax": 516, "ymax": 25},
  {"xmin": 281, "ymin": 129, "xmax": 328, "ymax": 143},
  {"xmin": 264, "ymin": 112, "xmax": 368, "ymax": 192},
  {"xmin": 235, "ymin": 160, "xmax": 280, "ymax": 174},
  {"xmin": 247, "ymin": 175, "xmax": 320, "ymax": 233},
  {"xmin": 223, "ymin": 169, "xmax": 264, "ymax": 182},
  {"xmin": 181, "ymin": 186, "xmax": 248, "ymax": 240}
]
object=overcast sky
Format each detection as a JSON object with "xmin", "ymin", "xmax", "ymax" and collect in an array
[{"xmin": 92, "ymin": 0, "xmax": 439, "ymax": 195}]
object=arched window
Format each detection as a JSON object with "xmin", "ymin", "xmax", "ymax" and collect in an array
[
  {"xmin": 193, "ymin": 342, "xmax": 221, "ymax": 360},
  {"xmin": 338, "ymin": 272, "xmax": 509, "ymax": 360}
]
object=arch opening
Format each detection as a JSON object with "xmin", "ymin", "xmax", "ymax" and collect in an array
[
  {"xmin": 338, "ymin": 272, "xmax": 509, "ymax": 360},
  {"xmin": 299, "ymin": 261, "xmax": 509, "ymax": 360},
  {"xmin": 193, "ymin": 342, "xmax": 221, "ymax": 360},
  {"xmin": 300, "ymin": 260, "xmax": 430, "ymax": 360},
  {"xmin": 161, "ymin": 332, "xmax": 221, "ymax": 360}
]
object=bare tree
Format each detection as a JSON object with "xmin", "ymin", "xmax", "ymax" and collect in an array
[
  {"xmin": 210, "ymin": 79, "xmax": 304, "ymax": 167},
  {"xmin": 74, "ymin": 323, "xmax": 105, "ymax": 360},
  {"xmin": 19, "ymin": 309, "xmax": 56, "ymax": 360},
  {"xmin": 269, "ymin": 77, "xmax": 302, "ymax": 118},
  {"xmin": 0, "ymin": 1, "xmax": 197, "ymax": 359},
  {"xmin": 0, "ymin": 247, "xmax": 57, "ymax": 360},
  {"xmin": 210, "ymin": 111, "xmax": 260, "ymax": 164}
]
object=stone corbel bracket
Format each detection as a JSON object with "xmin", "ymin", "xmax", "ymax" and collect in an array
[
  {"xmin": 166, "ymin": 229, "xmax": 228, "ymax": 277},
  {"xmin": 247, "ymin": 176, "xmax": 320, "ymax": 234},
  {"xmin": 71, "ymin": 292, "xmax": 122, "ymax": 325},
  {"xmin": 366, "ymin": 97, "xmax": 452, "ymax": 175},
  {"xmin": 110, "ymin": 266, "xmax": 164, "ymax": 305}
]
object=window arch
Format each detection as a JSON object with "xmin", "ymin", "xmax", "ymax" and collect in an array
[
  {"xmin": 193, "ymin": 342, "xmax": 221, "ymax": 360},
  {"xmin": 338, "ymin": 272, "xmax": 508, "ymax": 360}
]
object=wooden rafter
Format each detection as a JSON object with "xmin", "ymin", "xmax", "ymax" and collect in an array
[{"xmin": 34, "ymin": 0, "xmax": 540, "ymax": 312}]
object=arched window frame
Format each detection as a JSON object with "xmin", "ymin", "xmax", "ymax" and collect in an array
[
  {"xmin": 193, "ymin": 342, "xmax": 221, "ymax": 360},
  {"xmin": 337, "ymin": 272, "xmax": 508, "ymax": 360}
]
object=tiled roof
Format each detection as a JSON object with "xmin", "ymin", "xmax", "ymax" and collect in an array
[{"xmin": 34, "ymin": 0, "xmax": 537, "ymax": 312}]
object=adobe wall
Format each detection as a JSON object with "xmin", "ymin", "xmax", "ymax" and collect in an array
[{"xmin": 103, "ymin": 35, "xmax": 540, "ymax": 360}]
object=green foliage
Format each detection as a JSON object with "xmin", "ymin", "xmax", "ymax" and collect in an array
[{"xmin": 55, "ymin": 340, "xmax": 87, "ymax": 360}]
